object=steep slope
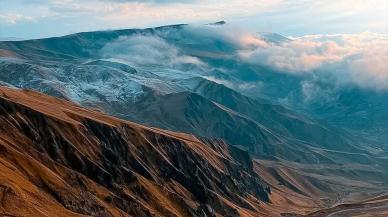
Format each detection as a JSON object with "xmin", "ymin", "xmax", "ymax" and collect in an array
[
  {"xmin": 177, "ymin": 77, "xmax": 365, "ymax": 152},
  {"xmin": 234, "ymin": 64, "xmax": 388, "ymax": 146},
  {"xmin": 0, "ymin": 52, "xmax": 376, "ymax": 165},
  {"xmin": 307, "ymin": 195, "xmax": 388, "ymax": 217},
  {"xmin": 0, "ymin": 86, "xmax": 278, "ymax": 217},
  {"xmin": 115, "ymin": 90, "xmax": 379, "ymax": 165}
]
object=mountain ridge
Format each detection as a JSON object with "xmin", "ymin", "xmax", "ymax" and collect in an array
[{"xmin": 0, "ymin": 86, "xmax": 274, "ymax": 217}]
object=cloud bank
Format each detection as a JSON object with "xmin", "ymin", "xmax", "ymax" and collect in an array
[
  {"xmin": 99, "ymin": 24, "xmax": 387, "ymax": 91},
  {"xmin": 100, "ymin": 34, "xmax": 204, "ymax": 67},
  {"xmin": 239, "ymin": 32, "xmax": 388, "ymax": 90}
]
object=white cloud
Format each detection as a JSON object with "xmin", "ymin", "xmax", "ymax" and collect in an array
[
  {"xmin": 2, "ymin": 0, "xmax": 387, "ymax": 39},
  {"xmin": 239, "ymin": 32, "xmax": 388, "ymax": 90},
  {"xmin": 100, "ymin": 34, "xmax": 205, "ymax": 67},
  {"xmin": 0, "ymin": 13, "xmax": 34, "ymax": 25},
  {"xmin": 99, "ymin": 0, "xmax": 281, "ymax": 27},
  {"xmin": 4, "ymin": 1, "xmax": 279, "ymax": 40},
  {"xmin": 201, "ymin": 75, "xmax": 262, "ymax": 92},
  {"xmin": 99, "ymin": 25, "xmax": 388, "ymax": 91},
  {"xmin": 101, "ymin": 25, "xmax": 388, "ymax": 91},
  {"xmin": 12, "ymin": 0, "xmax": 281, "ymax": 25}
]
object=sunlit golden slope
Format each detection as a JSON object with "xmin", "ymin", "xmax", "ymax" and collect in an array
[{"xmin": 0, "ymin": 86, "xmax": 280, "ymax": 217}]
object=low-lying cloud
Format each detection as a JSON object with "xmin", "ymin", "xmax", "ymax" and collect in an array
[
  {"xmin": 100, "ymin": 24, "xmax": 388, "ymax": 91},
  {"xmin": 239, "ymin": 32, "xmax": 388, "ymax": 90},
  {"xmin": 100, "ymin": 34, "xmax": 204, "ymax": 67}
]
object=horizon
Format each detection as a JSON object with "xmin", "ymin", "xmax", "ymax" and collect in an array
[
  {"xmin": 1, "ymin": 21, "xmax": 387, "ymax": 42},
  {"xmin": 1, "ymin": 0, "xmax": 387, "ymax": 40}
]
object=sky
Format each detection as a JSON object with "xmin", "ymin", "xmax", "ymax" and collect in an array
[{"xmin": 0, "ymin": 0, "xmax": 387, "ymax": 39}]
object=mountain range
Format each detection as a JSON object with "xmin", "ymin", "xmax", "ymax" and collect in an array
[{"xmin": 1, "ymin": 23, "xmax": 388, "ymax": 216}]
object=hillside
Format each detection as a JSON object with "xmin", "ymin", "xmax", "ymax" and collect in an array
[{"xmin": 0, "ymin": 86, "xmax": 341, "ymax": 217}]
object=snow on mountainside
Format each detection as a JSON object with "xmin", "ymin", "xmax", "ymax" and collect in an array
[{"xmin": 0, "ymin": 24, "xmax": 384, "ymax": 163}]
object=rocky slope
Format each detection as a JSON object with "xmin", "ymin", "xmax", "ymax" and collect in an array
[
  {"xmin": 0, "ymin": 86, "xmax": 283, "ymax": 217},
  {"xmin": 2, "ymin": 86, "xmax": 386, "ymax": 217}
]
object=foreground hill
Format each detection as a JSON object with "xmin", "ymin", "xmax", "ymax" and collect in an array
[
  {"xmin": 1, "ymin": 86, "xmax": 328, "ymax": 217},
  {"xmin": 1, "ymin": 86, "xmax": 387, "ymax": 217}
]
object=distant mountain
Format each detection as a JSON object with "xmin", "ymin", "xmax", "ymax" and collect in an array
[
  {"xmin": 0, "ymin": 37, "xmax": 23, "ymax": 41},
  {"xmin": 207, "ymin": 21, "xmax": 226, "ymax": 26},
  {"xmin": 0, "ymin": 24, "xmax": 383, "ymax": 163},
  {"xmin": 256, "ymin": 32, "xmax": 290, "ymax": 44}
]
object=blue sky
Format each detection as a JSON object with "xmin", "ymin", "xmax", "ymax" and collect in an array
[{"xmin": 0, "ymin": 0, "xmax": 387, "ymax": 39}]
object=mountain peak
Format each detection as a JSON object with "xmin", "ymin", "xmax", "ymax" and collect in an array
[{"xmin": 207, "ymin": 21, "xmax": 226, "ymax": 26}]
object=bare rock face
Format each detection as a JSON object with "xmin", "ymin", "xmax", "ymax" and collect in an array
[{"xmin": 0, "ymin": 86, "xmax": 271, "ymax": 217}]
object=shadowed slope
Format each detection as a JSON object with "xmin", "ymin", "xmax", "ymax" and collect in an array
[{"xmin": 0, "ymin": 86, "xmax": 277, "ymax": 217}]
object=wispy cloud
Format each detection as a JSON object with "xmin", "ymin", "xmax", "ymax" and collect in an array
[
  {"xmin": 100, "ymin": 34, "xmax": 205, "ymax": 67},
  {"xmin": 1, "ymin": 0, "xmax": 386, "ymax": 39},
  {"xmin": 0, "ymin": 13, "xmax": 34, "ymax": 25},
  {"xmin": 0, "ymin": 0, "xmax": 279, "ymax": 38}
]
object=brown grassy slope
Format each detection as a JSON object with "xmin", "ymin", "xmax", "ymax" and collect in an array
[{"xmin": 0, "ymin": 86, "xmax": 279, "ymax": 217}]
